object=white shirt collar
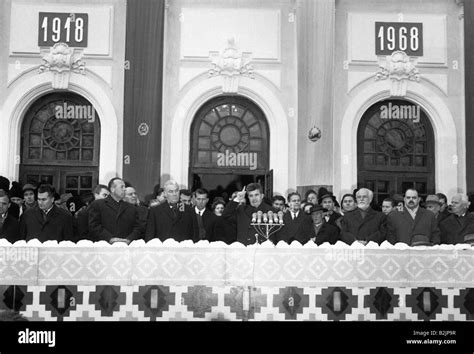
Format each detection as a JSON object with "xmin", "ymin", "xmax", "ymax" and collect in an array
[
  {"xmin": 44, "ymin": 205, "xmax": 54, "ymax": 215},
  {"xmin": 195, "ymin": 206, "xmax": 205, "ymax": 215},
  {"xmin": 406, "ymin": 206, "xmax": 419, "ymax": 219}
]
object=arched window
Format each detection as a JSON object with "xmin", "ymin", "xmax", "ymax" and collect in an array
[
  {"xmin": 20, "ymin": 92, "xmax": 100, "ymax": 195},
  {"xmin": 357, "ymin": 99, "xmax": 435, "ymax": 204},
  {"xmin": 189, "ymin": 96, "xmax": 271, "ymax": 200}
]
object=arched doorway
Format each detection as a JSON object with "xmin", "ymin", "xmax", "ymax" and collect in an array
[
  {"xmin": 20, "ymin": 92, "xmax": 101, "ymax": 196},
  {"xmin": 357, "ymin": 99, "xmax": 435, "ymax": 205},
  {"xmin": 189, "ymin": 96, "xmax": 271, "ymax": 202}
]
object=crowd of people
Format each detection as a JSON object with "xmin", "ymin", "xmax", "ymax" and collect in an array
[{"xmin": 0, "ymin": 175, "xmax": 473, "ymax": 246}]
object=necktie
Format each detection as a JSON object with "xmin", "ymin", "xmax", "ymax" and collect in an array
[
  {"xmin": 43, "ymin": 210, "xmax": 48, "ymax": 222},
  {"xmin": 197, "ymin": 211, "xmax": 206, "ymax": 239},
  {"xmin": 171, "ymin": 204, "xmax": 178, "ymax": 217},
  {"xmin": 292, "ymin": 212, "xmax": 295, "ymax": 220}
]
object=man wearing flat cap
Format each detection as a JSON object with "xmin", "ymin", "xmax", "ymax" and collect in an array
[
  {"xmin": 424, "ymin": 194, "xmax": 443, "ymax": 225},
  {"xmin": 309, "ymin": 204, "xmax": 340, "ymax": 245},
  {"xmin": 387, "ymin": 189, "xmax": 440, "ymax": 246},
  {"xmin": 439, "ymin": 194, "xmax": 474, "ymax": 245},
  {"xmin": 341, "ymin": 188, "xmax": 386, "ymax": 245},
  {"xmin": 318, "ymin": 193, "xmax": 341, "ymax": 227}
]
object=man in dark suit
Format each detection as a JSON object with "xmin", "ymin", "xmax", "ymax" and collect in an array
[
  {"xmin": 0, "ymin": 177, "xmax": 20, "ymax": 220},
  {"xmin": 223, "ymin": 183, "xmax": 276, "ymax": 245},
  {"xmin": 309, "ymin": 205, "xmax": 340, "ymax": 245},
  {"xmin": 439, "ymin": 194, "xmax": 474, "ymax": 244},
  {"xmin": 19, "ymin": 184, "xmax": 73, "ymax": 242},
  {"xmin": 0, "ymin": 191, "xmax": 20, "ymax": 243},
  {"xmin": 341, "ymin": 188, "xmax": 386, "ymax": 245},
  {"xmin": 275, "ymin": 192, "xmax": 313, "ymax": 244},
  {"xmin": 89, "ymin": 178, "xmax": 141, "ymax": 244},
  {"xmin": 124, "ymin": 185, "xmax": 148, "ymax": 239},
  {"xmin": 436, "ymin": 192, "xmax": 451, "ymax": 223},
  {"xmin": 145, "ymin": 180, "xmax": 197, "ymax": 242},
  {"xmin": 75, "ymin": 184, "xmax": 109, "ymax": 241},
  {"xmin": 387, "ymin": 189, "xmax": 440, "ymax": 246},
  {"xmin": 192, "ymin": 188, "xmax": 219, "ymax": 242}
]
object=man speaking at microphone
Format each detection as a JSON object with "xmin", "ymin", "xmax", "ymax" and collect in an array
[{"xmin": 222, "ymin": 183, "xmax": 276, "ymax": 245}]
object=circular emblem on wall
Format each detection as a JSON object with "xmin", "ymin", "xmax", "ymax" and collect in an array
[
  {"xmin": 43, "ymin": 116, "xmax": 81, "ymax": 151},
  {"xmin": 308, "ymin": 126, "xmax": 321, "ymax": 142},
  {"xmin": 376, "ymin": 120, "xmax": 414, "ymax": 157},
  {"xmin": 210, "ymin": 116, "xmax": 250, "ymax": 153},
  {"xmin": 138, "ymin": 123, "xmax": 149, "ymax": 136}
]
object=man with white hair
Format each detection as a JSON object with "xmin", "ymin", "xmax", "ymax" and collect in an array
[
  {"xmin": 439, "ymin": 194, "xmax": 474, "ymax": 244},
  {"xmin": 340, "ymin": 188, "xmax": 386, "ymax": 245},
  {"xmin": 387, "ymin": 189, "xmax": 440, "ymax": 246},
  {"xmin": 145, "ymin": 180, "xmax": 197, "ymax": 242}
]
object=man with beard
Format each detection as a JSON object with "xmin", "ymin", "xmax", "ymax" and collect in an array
[
  {"xmin": 340, "ymin": 188, "xmax": 386, "ymax": 245},
  {"xmin": 439, "ymin": 194, "xmax": 474, "ymax": 245},
  {"xmin": 223, "ymin": 183, "xmax": 276, "ymax": 245},
  {"xmin": 387, "ymin": 189, "xmax": 440, "ymax": 246},
  {"xmin": 275, "ymin": 192, "xmax": 313, "ymax": 244},
  {"xmin": 145, "ymin": 180, "xmax": 197, "ymax": 242}
]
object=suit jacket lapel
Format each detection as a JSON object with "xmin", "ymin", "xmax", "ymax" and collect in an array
[
  {"xmin": 34, "ymin": 208, "xmax": 44, "ymax": 225},
  {"xmin": 354, "ymin": 209, "xmax": 364, "ymax": 231},
  {"xmin": 401, "ymin": 208, "xmax": 414, "ymax": 226},
  {"xmin": 105, "ymin": 197, "xmax": 119, "ymax": 214},
  {"xmin": 412, "ymin": 208, "xmax": 424, "ymax": 229},
  {"xmin": 117, "ymin": 201, "xmax": 128, "ymax": 218},
  {"xmin": 164, "ymin": 202, "xmax": 178, "ymax": 222}
]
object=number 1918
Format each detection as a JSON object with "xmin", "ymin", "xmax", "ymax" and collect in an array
[{"xmin": 38, "ymin": 12, "xmax": 88, "ymax": 47}]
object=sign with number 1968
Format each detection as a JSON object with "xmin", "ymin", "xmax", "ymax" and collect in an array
[
  {"xmin": 38, "ymin": 12, "xmax": 88, "ymax": 47},
  {"xmin": 375, "ymin": 22, "xmax": 423, "ymax": 56}
]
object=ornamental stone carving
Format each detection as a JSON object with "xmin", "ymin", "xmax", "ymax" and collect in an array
[
  {"xmin": 375, "ymin": 51, "xmax": 420, "ymax": 97},
  {"xmin": 39, "ymin": 43, "xmax": 85, "ymax": 89},
  {"xmin": 209, "ymin": 38, "xmax": 254, "ymax": 93}
]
